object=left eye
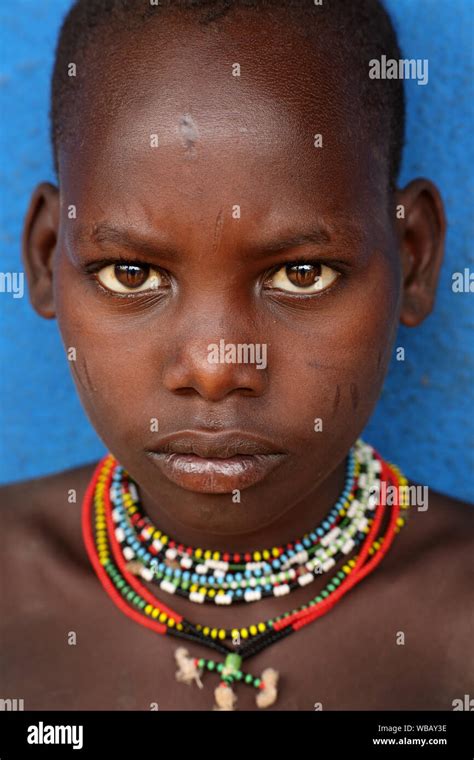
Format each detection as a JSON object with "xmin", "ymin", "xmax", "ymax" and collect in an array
[
  {"xmin": 265, "ymin": 262, "xmax": 339, "ymax": 294},
  {"xmin": 96, "ymin": 263, "xmax": 164, "ymax": 294}
]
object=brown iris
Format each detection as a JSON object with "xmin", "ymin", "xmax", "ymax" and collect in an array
[
  {"xmin": 285, "ymin": 263, "xmax": 322, "ymax": 288},
  {"xmin": 114, "ymin": 264, "xmax": 149, "ymax": 289}
]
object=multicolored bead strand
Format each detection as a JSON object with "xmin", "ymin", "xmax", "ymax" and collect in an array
[{"xmin": 82, "ymin": 440, "xmax": 410, "ymax": 709}]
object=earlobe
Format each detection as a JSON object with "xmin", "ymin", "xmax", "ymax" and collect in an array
[
  {"xmin": 22, "ymin": 182, "xmax": 60, "ymax": 319},
  {"xmin": 395, "ymin": 178, "xmax": 446, "ymax": 327}
]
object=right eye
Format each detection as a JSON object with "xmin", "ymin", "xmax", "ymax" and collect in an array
[{"xmin": 96, "ymin": 263, "xmax": 165, "ymax": 294}]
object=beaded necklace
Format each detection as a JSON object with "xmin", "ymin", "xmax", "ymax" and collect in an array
[{"xmin": 82, "ymin": 440, "xmax": 410, "ymax": 710}]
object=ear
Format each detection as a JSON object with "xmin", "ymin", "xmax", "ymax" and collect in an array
[
  {"xmin": 22, "ymin": 182, "xmax": 60, "ymax": 319},
  {"xmin": 395, "ymin": 179, "xmax": 446, "ymax": 327}
]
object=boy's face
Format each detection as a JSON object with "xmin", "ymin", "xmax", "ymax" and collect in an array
[{"xmin": 24, "ymin": 12, "xmax": 444, "ymax": 537}]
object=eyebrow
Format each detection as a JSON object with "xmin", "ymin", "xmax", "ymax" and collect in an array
[{"xmin": 75, "ymin": 221, "xmax": 331, "ymax": 259}]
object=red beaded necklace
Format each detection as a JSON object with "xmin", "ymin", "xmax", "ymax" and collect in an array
[{"xmin": 82, "ymin": 447, "xmax": 409, "ymax": 709}]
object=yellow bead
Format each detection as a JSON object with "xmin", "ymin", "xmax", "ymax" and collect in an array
[
  {"xmin": 240, "ymin": 628, "xmax": 249, "ymax": 639},
  {"xmin": 253, "ymin": 552, "xmax": 261, "ymax": 562},
  {"xmin": 258, "ymin": 622, "xmax": 266, "ymax": 632},
  {"xmin": 211, "ymin": 629, "xmax": 218, "ymax": 639},
  {"xmin": 203, "ymin": 626, "xmax": 210, "ymax": 636},
  {"xmin": 208, "ymin": 589, "xmax": 216, "ymax": 597},
  {"xmin": 262, "ymin": 550, "xmax": 270, "ymax": 560},
  {"xmin": 249, "ymin": 625, "xmax": 257, "ymax": 636},
  {"xmin": 199, "ymin": 587, "xmax": 207, "ymax": 596},
  {"xmin": 218, "ymin": 629, "xmax": 226, "ymax": 639},
  {"xmin": 231, "ymin": 628, "xmax": 239, "ymax": 640},
  {"xmin": 177, "ymin": 623, "xmax": 183, "ymax": 631},
  {"xmin": 342, "ymin": 564, "xmax": 351, "ymax": 574},
  {"xmin": 272, "ymin": 548, "xmax": 279, "ymax": 557},
  {"xmin": 195, "ymin": 548, "xmax": 203, "ymax": 558},
  {"xmin": 151, "ymin": 609, "xmax": 159, "ymax": 618},
  {"xmin": 167, "ymin": 618, "xmax": 175, "ymax": 627},
  {"xmin": 145, "ymin": 604, "xmax": 153, "ymax": 615},
  {"xmin": 213, "ymin": 551, "xmax": 220, "ymax": 561},
  {"xmin": 159, "ymin": 613, "xmax": 167, "ymax": 623},
  {"xmin": 204, "ymin": 550, "xmax": 212, "ymax": 560}
]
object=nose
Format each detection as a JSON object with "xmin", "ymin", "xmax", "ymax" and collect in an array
[{"xmin": 162, "ymin": 323, "xmax": 268, "ymax": 401}]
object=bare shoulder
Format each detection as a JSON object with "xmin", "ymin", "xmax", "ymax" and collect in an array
[
  {"xmin": 388, "ymin": 485, "xmax": 474, "ymax": 645},
  {"xmin": 0, "ymin": 462, "xmax": 98, "ymax": 571}
]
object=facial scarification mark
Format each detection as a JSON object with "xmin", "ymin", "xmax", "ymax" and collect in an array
[
  {"xmin": 213, "ymin": 208, "xmax": 224, "ymax": 255},
  {"xmin": 350, "ymin": 382, "xmax": 359, "ymax": 410},
  {"xmin": 179, "ymin": 113, "xmax": 199, "ymax": 155},
  {"xmin": 332, "ymin": 383, "xmax": 341, "ymax": 415},
  {"xmin": 72, "ymin": 357, "xmax": 96, "ymax": 394}
]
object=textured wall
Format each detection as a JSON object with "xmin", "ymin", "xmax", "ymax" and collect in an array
[{"xmin": 0, "ymin": 0, "xmax": 473, "ymax": 501}]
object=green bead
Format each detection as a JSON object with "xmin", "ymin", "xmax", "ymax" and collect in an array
[
  {"xmin": 327, "ymin": 584, "xmax": 335, "ymax": 592},
  {"xmin": 207, "ymin": 660, "xmax": 215, "ymax": 670},
  {"xmin": 224, "ymin": 653, "xmax": 242, "ymax": 672},
  {"xmin": 253, "ymin": 678, "xmax": 261, "ymax": 687},
  {"xmin": 245, "ymin": 674, "xmax": 253, "ymax": 684},
  {"xmin": 198, "ymin": 658, "xmax": 205, "ymax": 667}
]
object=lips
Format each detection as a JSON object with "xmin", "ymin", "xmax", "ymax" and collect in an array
[{"xmin": 144, "ymin": 431, "xmax": 288, "ymax": 493}]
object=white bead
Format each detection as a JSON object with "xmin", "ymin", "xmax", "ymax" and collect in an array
[
  {"xmin": 128, "ymin": 484, "xmax": 139, "ymax": 501},
  {"xmin": 189, "ymin": 592, "xmax": 205, "ymax": 603},
  {"xmin": 166, "ymin": 548, "xmax": 178, "ymax": 560},
  {"xmin": 140, "ymin": 567, "xmax": 154, "ymax": 581},
  {"xmin": 274, "ymin": 584, "xmax": 290, "ymax": 597},
  {"xmin": 347, "ymin": 500, "xmax": 361, "ymax": 518},
  {"xmin": 160, "ymin": 580, "xmax": 176, "ymax": 594},
  {"xmin": 152, "ymin": 539, "xmax": 163, "ymax": 551},
  {"xmin": 114, "ymin": 527, "xmax": 125, "ymax": 543},
  {"xmin": 298, "ymin": 573, "xmax": 313, "ymax": 586},
  {"xmin": 180, "ymin": 557, "xmax": 193, "ymax": 569},
  {"xmin": 321, "ymin": 527, "xmax": 341, "ymax": 547},
  {"xmin": 112, "ymin": 508, "xmax": 121, "ymax": 522},
  {"xmin": 215, "ymin": 594, "xmax": 232, "ymax": 605},
  {"xmin": 342, "ymin": 538, "xmax": 355, "ymax": 554},
  {"xmin": 195, "ymin": 564, "xmax": 208, "ymax": 574},
  {"xmin": 322, "ymin": 557, "xmax": 336, "ymax": 572},
  {"xmin": 244, "ymin": 589, "xmax": 262, "ymax": 602},
  {"xmin": 123, "ymin": 546, "xmax": 135, "ymax": 560},
  {"xmin": 357, "ymin": 517, "xmax": 369, "ymax": 532}
]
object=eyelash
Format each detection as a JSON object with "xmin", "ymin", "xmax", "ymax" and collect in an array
[{"xmin": 82, "ymin": 256, "xmax": 345, "ymax": 297}]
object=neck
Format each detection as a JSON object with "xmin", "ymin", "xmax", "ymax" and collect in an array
[{"xmin": 138, "ymin": 457, "xmax": 348, "ymax": 553}]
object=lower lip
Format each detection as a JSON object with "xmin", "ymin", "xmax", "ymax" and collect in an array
[{"xmin": 146, "ymin": 452, "xmax": 286, "ymax": 493}]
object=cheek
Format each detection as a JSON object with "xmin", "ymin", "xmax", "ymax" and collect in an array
[{"xmin": 269, "ymin": 261, "xmax": 400, "ymax": 442}]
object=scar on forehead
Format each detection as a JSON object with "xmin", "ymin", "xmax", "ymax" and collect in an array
[{"xmin": 179, "ymin": 113, "xmax": 199, "ymax": 153}]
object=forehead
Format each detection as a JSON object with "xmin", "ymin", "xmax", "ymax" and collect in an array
[{"xmin": 59, "ymin": 10, "xmax": 388, "ymax": 238}]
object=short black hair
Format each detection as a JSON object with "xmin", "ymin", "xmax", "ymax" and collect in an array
[{"xmin": 50, "ymin": 0, "xmax": 405, "ymax": 189}]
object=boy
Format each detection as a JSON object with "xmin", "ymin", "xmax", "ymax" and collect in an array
[{"xmin": 1, "ymin": 0, "xmax": 473, "ymax": 710}]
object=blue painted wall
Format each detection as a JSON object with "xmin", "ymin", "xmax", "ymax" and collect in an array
[{"xmin": 1, "ymin": 0, "xmax": 473, "ymax": 500}]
